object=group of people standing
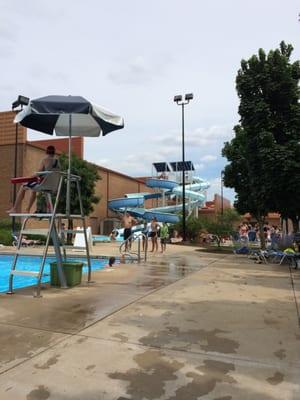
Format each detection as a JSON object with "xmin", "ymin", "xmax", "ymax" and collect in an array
[{"xmin": 121, "ymin": 212, "xmax": 169, "ymax": 253}]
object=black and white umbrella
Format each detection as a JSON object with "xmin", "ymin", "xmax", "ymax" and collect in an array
[{"xmin": 15, "ymin": 95, "xmax": 124, "ymax": 214}]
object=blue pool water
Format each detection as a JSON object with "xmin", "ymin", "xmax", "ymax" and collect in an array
[{"xmin": 0, "ymin": 255, "xmax": 108, "ymax": 292}]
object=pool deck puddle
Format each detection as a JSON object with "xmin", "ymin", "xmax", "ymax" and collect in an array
[{"xmin": 0, "ymin": 243, "xmax": 299, "ymax": 399}]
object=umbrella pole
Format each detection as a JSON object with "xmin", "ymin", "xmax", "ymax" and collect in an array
[{"xmin": 66, "ymin": 114, "xmax": 72, "ymax": 216}]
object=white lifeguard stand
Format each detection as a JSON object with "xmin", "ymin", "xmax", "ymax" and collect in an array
[{"xmin": 8, "ymin": 171, "xmax": 92, "ymax": 297}]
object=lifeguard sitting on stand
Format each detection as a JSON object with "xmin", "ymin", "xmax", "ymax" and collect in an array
[{"xmin": 7, "ymin": 145, "xmax": 60, "ymax": 214}]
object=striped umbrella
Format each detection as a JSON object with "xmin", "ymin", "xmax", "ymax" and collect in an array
[{"xmin": 15, "ymin": 95, "xmax": 124, "ymax": 214}]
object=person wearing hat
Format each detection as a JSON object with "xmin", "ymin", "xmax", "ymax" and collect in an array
[{"xmin": 7, "ymin": 145, "xmax": 60, "ymax": 214}]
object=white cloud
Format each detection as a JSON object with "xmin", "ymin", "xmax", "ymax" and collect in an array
[
  {"xmin": 187, "ymin": 125, "xmax": 234, "ymax": 146},
  {"xmin": 98, "ymin": 158, "xmax": 109, "ymax": 165},
  {"xmin": 200, "ymin": 155, "xmax": 218, "ymax": 162},
  {"xmin": 194, "ymin": 163, "xmax": 205, "ymax": 171},
  {"xmin": 96, "ymin": 151, "xmax": 160, "ymax": 176},
  {"xmin": 154, "ymin": 125, "xmax": 233, "ymax": 149},
  {"xmin": 108, "ymin": 54, "xmax": 172, "ymax": 86}
]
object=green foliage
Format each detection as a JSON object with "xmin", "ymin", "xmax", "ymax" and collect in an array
[
  {"xmin": 222, "ymin": 41, "xmax": 300, "ymax": 242},
  {"xmin": 0, "ymin": 229, "xmax": 13, "ymax": 245},
  {"xmin": 218, "ymin": 208, "xmax": 240, "ymax": 226},
  {"xmin": 0, "ymin": 219, "xmax": 21, "ymax": 245},
  {"xmin": 0, "ymin": 219, "xmax": 21, "ymax": 231},
  {"xmin": 172, "ymin": 215, "xmax": 204, "ymax": 241},
  {"xmin": 172, "ymin": 209, "xmax": 240, "ymax": 243},
  {"xmin": 201, "ymin": 209, "xmax": 241, "ymax": 246},
  {"xmin": 58, "ymin": 153, "xmax": 101, "ymax": 215}
]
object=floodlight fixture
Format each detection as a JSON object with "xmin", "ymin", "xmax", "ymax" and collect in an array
[
  {"xmin": 174, "ymin": 95, "xmax": 182, "ymax": 103},
  {"xmin": 12, "ymin": 95, "xmax": 30, "ymax": 109},
  {"xmin": 185, "ymin": 93, "xmax": 193, "ymax": 101}
]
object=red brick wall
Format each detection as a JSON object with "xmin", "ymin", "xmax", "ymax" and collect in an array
[
  {"xmin": 0, "ymin": 111, "xmax": 27, "ymax": 146},
  {"xmin": 0, "ymin": 144, "xmax": 26, "ymax": 217},
  {"xmin": 0, "ymin": 111, "xmax": 27, "ymax": 217}
]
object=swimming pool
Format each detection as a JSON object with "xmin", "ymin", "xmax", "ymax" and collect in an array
[{"xmin": 0, "ymin": 255, "xmax": 109, "ymax": 292}]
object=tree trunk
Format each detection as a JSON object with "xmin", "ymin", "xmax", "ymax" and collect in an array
[
  {"xmin": 256, "ymin": 216, "xmax": 266, "ymax": 249},
  {"xmin": 291, "ymin": 217, "xmax": 299, "ymax": 233},
  {"xmin": 285, "ymin": 218, "xmax": 289, "ymax": 234}
]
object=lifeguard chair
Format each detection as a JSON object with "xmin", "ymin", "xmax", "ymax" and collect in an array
[{"xmin": 8, "ymin": 171, "xmax": 91, "ymax": 297}]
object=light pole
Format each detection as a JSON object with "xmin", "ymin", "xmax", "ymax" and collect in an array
[
  {"xmin": 221, "ymin": 170, "xmax": 224, "ymax": 216},
  {"xmin": 11, "ymin": 95, "xmax": 29, "ymax": 233},
  {"xmin": 174, "ymin": 93, "xmax": 193, "ymax": 242}
]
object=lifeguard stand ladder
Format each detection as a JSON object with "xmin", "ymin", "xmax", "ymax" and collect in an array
[{"xmin": 8, "ymin": 171, "xmax": 92, "ymax": 297}]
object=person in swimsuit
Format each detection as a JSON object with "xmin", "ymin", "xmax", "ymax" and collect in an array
[
  {"xmin": 122, "ymin": 212, "xmax": 137, "ymax": 251},
  {"xmin": 149, "ymin": 217, "xmax": 159, "ymax": 252},
  {"xmin": 7, "ymin": 145, "xmax": 60, "ymax": 214}
]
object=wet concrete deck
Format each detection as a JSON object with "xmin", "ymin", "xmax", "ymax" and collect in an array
[{"xmin": 0, "ymin": 244, "xmax": 299, "ymax": 399}]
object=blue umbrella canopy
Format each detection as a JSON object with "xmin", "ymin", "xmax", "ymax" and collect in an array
[{"xmin": 14, "ymin": 95, "xmax": 124, "ymax": 136}]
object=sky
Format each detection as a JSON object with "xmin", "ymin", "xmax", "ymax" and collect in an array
[{"xmin": 1, "ymin": 0, "xmax": 300, "ymax": 202}]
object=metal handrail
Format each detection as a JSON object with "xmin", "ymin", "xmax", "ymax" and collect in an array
[{"xmin": 119, "ymin": 232, "xmax": 148, "ymax": 262}]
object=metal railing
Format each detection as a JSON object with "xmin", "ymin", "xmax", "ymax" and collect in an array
[{"xmin": 119, "ymin": 232, "xmax": 148, "ymax": 263}]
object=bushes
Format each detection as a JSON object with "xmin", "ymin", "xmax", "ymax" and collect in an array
[
  {"xmin": 172, "ymin": 215, "xmax": 204, "ymax": 241},
  {"xmin": 0, "ymin": 219, "xmax": 21, "ymax": 246},
  {"xmin": 0, "ymin": 229, "xmax": 13, "ymax": 246},
  {"xmin": 0, "ymin": 219, "xmax": 20, "ymax": 231},
  {"xmin": 171, "ymin": 209, "xmax": 240, "ymax": 244}
]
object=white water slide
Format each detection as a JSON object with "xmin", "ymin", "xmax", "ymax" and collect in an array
[{"xmin": 108, "ymin": 177, "xmax": 210, "ymax": 223}]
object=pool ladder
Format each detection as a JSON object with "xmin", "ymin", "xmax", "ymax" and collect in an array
[
  {"xmin": 119, "ymin": 232, "xmax": 148, "ymax": 263},
  {"xmin": 8, "ymin": 173, "xmax": 92, "ymax": 297}
]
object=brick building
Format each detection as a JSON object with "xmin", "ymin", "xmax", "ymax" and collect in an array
[
  {"xmin": 0, "ymin": 111, "xmax": 156, "ymax": 234},
  {"xmin": 198, "ymin": 194, "xmax": 232, "ymax": 218}
]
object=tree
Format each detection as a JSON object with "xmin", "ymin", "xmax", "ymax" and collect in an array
[
  {"xmin": 172, "ymin": 215, "xmax": 204, "ymax": 241},
  {"xmin": 171, "ymin": 209, "xmax": 240, "ymax": 245},
  {"xmin": 37, "ymin": 153, "xmax": 100, "ymax": 243},
  {"xmin": 222, "ymin": 42, "xmax": 300, "ymax": 246},
  {"xmin": 202, "ymin": 209, "xmax": 240, "ymax": 247},
  {"xmin": 57, "ymin": 153, "xmax": 101, "ymax": 216}
]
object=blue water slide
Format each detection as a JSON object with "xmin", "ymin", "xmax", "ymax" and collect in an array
[
  {"xmin": 125, "ymin": 208, "xmax": 146, "ymax": 218},
  {"xmin": 124, "ymin": 192, "xmax": 149, "ymax": 198},
  {"xmin": 192, "ymin": 178, "xmax": 210, "ymax": 190},
  {"xmin": 108, "ymin": 176, "xmax": 209, "ymax": 224},
  {"xmin": 125, "ymin": 192, "xmax": 162, "ymax": 200},
  {"xmin": 172, "ymin": 186, "xmax": 206, "ymax": 201},
  {"xmin": 146, "ymin": 178, "xmax": 178, "ymax": 190},
  {"xmin": 144, "ymin": 193, "xmax": 162, "ymax": 200},
  {"xmin": 142, "ymin": 178, "xmax": 209, "ymax": 222},
  {"xmin": 108, "ymin": 197, "xmax": 144, "ymax": 210},
  {"xmin": 143, "ymin": 210, "xmax": 179, "ymax": 224}
]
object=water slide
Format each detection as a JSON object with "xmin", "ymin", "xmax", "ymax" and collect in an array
[{"xmin": 108, "ymin": 177, "xmax": 210, "ymax": 224}]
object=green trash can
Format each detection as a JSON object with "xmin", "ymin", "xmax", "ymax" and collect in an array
[{"xmin": 50, "ymin": 261, "xmax": 84, "ymax": 287}]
